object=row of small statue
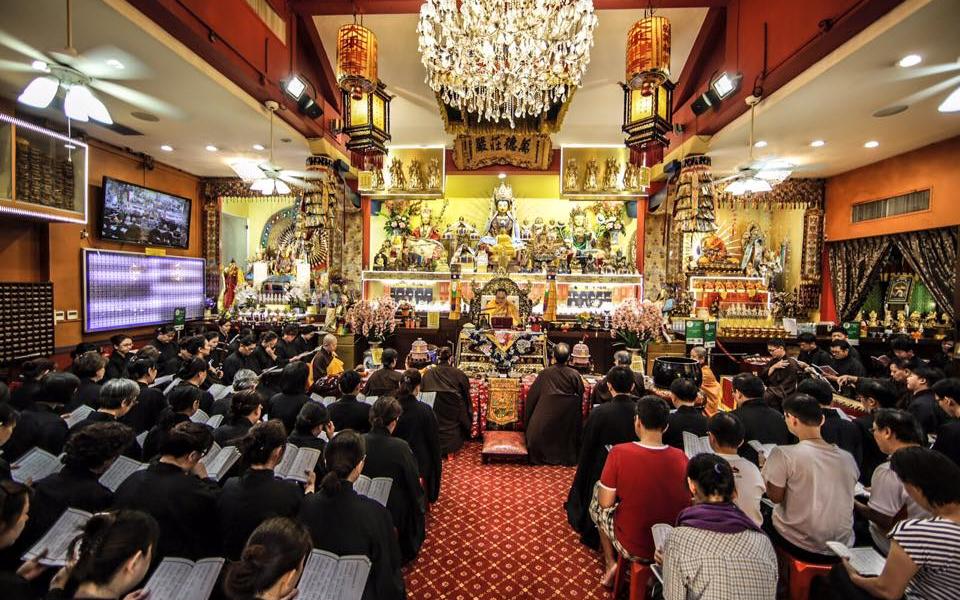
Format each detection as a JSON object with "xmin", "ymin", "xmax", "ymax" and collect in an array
[
  {"xmin": 858, "ymin": 309, "xmax": 954, "ymax": 331},
  {"xmin": 369, "ymin": 158, "xmax": 443, "ymax": 192},
  {"xmin": 564, "ymin": 157, "xmax": 647, "ymax": 193}
]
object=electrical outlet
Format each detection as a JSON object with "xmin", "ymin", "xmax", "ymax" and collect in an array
[
  {"xmin": 54, "ymin": 310, "xmax": 65, "ymax": 322},
  {"xmin": 67, "ymin": 310, "xmax": 79, "ymax": 320}
]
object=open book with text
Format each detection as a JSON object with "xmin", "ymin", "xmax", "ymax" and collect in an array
[
  {"xmin": 310, "ymin": 393, "xmax": 338, "ymax": 407},
  {"xmin": 418, "ymin": 391, "xmax": 436, "ymax": 409},
  {"xmin": 63, "ymin": 405, "xmax": 95, "ymax": 429},
  {"xmin": 275, "ymin": 444, "xmax": 321, "ymax": 483},
  {"xmin": 199, "ymin": 442, "xmax": 241, "ymax": 482},
  {"xmin": 748, "ymin": 440, "xmax": 777, "ymax": 459},
  {"xmin": 23, "ymin": 508, "xmax": 91, "ymax": 566},
  {"xmin": 296, "ymin": 549, "xmax": 371, "ymax": 600},
  {"xmin": 353, "ymin": 474, "xmax": 392, "ymax": 507},
  {"xmin": 144, "ymin": 556, "xmax": 225, "ymax": 600},
  {"xmin": 190, "ymin": 409, "xmax": 224, "ymax": 429},
  {"xmin": 207, "ymin": 384, "xmax": 233, "ymax": 402},
  {"xmin": 682, "ymin": 432, "xmax": 714, "ymax": 459},
  {"xmin": 151, "ymin": 374, "xmax": 175, "ymax": 388},
  {"xmin": 98, "ymin": 455, "xmax": 148, "ymax": 492},
  {"xmin": 826, "ymin": 541, "xmax": 885, "ymax": 576},
  {"xmin": 11, "ymin": 447, "xmax": 64, "ymax": 484}
]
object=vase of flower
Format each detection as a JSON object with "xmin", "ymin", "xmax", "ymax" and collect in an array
[
  {"xmin": 369, "ymin": 340, "xmax": 384, "ymax": 368},
  {"xmin": 611, "ymin": 299, "xmax": 664, "ymax": 375}
]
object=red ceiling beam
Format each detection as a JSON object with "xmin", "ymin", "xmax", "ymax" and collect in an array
[{"xmin": 292, "ymin": 0, "xmax": 727, "ymax": 16}]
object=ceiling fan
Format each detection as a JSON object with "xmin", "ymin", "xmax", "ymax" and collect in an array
[
  {"xmin": 229, "ymin": 101, "xmax": 322, "ymax": 195},
  {"xmin": 713, "ymin": 96, "xmax": 795, "ymax": 196}
]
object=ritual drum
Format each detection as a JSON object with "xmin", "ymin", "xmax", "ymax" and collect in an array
[{"xmin": 652, "ymin": 356, "xmax": 702, "ymax": 389}]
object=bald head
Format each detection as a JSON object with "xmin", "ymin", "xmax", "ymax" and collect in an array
[
  {"xmin": 322, "ymin": 333, "xmax": 337, "ymax": 350},
  {"xmin": 553, "ymin": 343, "xmax": 570, "ymax": 365},
  {"xmin": 614, "ymin": 350, "xmax": 632, "ymax": 366}
]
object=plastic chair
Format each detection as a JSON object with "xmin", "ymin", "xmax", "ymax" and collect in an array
[
  {"xmin": 775, "ymin": 548, "xmax": 833, "ymax": 600},
  {"xmin": 612, "ymin": 555, "xmax": 652, "ymax": 600}
]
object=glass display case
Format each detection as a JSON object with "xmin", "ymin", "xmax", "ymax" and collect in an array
[
  {"xmin": 0, "ymin": 112, "xmax": 87, "ymax": 223},
  {"xmin": 687, "ymin": 275, "xmax": 779, "ymax": 336}
]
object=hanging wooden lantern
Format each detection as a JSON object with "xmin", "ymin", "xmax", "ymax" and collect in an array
[
  {"xmin": 626, "ymin": 15, "xmax": 671, "ymax": 96},
  {"xmin": 622, "ymin": 79, "xmax": 673, "ymax": 166},
  {"xmin": 337, "ymin": 23, "xmax": 378, "ymax": 100},
  {"xmin": 342, "ymin": 80, "xmax": 392, "ymax": 169}
]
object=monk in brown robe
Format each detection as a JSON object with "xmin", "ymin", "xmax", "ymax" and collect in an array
[
  {"xmin": 525, "ymin": 343, "xmax": 585, "ymax": 466},
  {"xmin": 421, "ymin": 347, "xmax": 472, "ymax": 454},
  {"xmin": 363, "ymin": 348, "xmax": 403, "ymax": 398},
  {"xmin": 759, "ymin": 338, "xmax": 800, "ymax": 411},
  {"xmin": 589, "ymin": 350, "xmax": 645, "ymax": 405}
]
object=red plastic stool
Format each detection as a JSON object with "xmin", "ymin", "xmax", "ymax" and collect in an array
[
  {"xmin": 775, "ymin": 548, "xmax": 833, "ymax": 600},
  {"xmin": 611, "ymin": 556, "xmax": 652, "ymax": 600}
]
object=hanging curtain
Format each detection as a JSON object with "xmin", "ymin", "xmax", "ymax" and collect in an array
[
  {"xmin": 828, "ymin": 236, "xmax": 892, "ymax": 322},
  {"xmin": 892, "ymin": 227, "xmax": 958, "ymax": 320}
]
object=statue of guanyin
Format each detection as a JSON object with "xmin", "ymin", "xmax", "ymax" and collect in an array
[{"xmin": 480, "ymin": 182, "xmax": 523, "ymax": 247}]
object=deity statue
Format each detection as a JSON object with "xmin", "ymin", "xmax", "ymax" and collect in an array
[
  {"xmin": 943, "ymin": 313, "xmax": 954, "ymax": 329},
  {"xmin": 623, "ymin": 163, "xmax": 642, "ymax": 191},
  {"xmin": 741, "ymin": 224, "xmax": 766, "ymax": 276},
  {"xmin": 564, "ymin": 158, "xmax": 580, "ymax": 192},
  {"xmin": 883, "ymin": 312, "xmax": 894, "ymax": 329},
  {"xmin": 413, "ymin": 201, "xmax": 446, "ymax": 241},
  {"xmin": 408, "ymin": 159, "xmax": 424, "ymax": 191},
  {"xmin": 613, "ymin": 249, "xmax": 630, "ymax": 273},
  {"xmin": 491, "ymin": 234, "xmax": 517, "ymax": 272},
  {"xmin": 481, "ymin": 182, "xmax": 522, "ymax": 246},
  {"xmin": 601, "ymin": 158, "xmax": 620, "ymax": 191},
  {"xmin": 868, "ymin": 310, "xmax": 879, "ymax": 328},
  {"xmin": 565, "ymin": 206, "xmax": 593, "ymax": 253},
  {"xmin": 924, "ymin": 311, "xmax": 938, "ymax": 328},
  {"xmin": 909, "ymin": 311, "xmax": 922, "ymax": 330},
  {"xmin": 388, "ymin": 158, "xmax": 406, "ymax": 190},
  {"xmin": 583, "ymin": 158, "xmax": 600, "ymax": 192},
  {"xmin": 528, "ymin": 217, "xmax": 564, "ymax": 270},
  {"xmin": 373, "ymin": 241, "xmax": 390, "ymax": 270},
  {"xmin": 425, "ymin": 158, "xmax": 442, "ymax": 191},
  {"xmin": 855, "ymin": 310, "xmax": 866, "ymax": 331},
  {"xmin": 222, "ymin": 259, "xmax": 240, "ymax": 310},
  {"xmin": 896, "ymin": 310, "xmax": 908, "ymax": 332},
  {"xmin": 371, "ymin": 167, "xmax": 385, "ymax": 190}
]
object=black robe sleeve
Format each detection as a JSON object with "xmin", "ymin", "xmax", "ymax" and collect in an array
[
  {"xmin": 424, "ymin": 408, "xmax": 442, "ymax": 503},
  {"xmin": 370, "ymin": 504, "xmax": 406, "ymax": 600}
]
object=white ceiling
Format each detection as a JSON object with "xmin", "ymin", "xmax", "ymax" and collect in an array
[
  {"xmin": 0, "ymin": 0, "xmax": 310, "ymax": 177},
  {"xmin": 313, "ymin": 8, "xmax": 708, "ymax": 146},
  {"xmin": 707, "ymin": 0, "xmax": 960, "ymax": 179}
]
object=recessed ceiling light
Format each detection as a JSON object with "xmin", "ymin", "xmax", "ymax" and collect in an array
[
  {"xmin": 106, "ymin": 59, "xmax": 125, "ymax": 70},
  {"xmin": 160, "ymin": 145, "xmax": 173, "ymax": 152},
  {"xmin": 898, "ymin": 54, "xmax": 922, "ymax": 68},
  {"xmin": 205, "ymin": 145, "xmax": 218, "ymax": 152},
  {"xmin": 810, "ymin": 140, "xmax": 825, "ymax": 147},
  {"xmin": 864, "ymin": 140, "xmax": 879, "ymax": 148},
  {"xmin": 754, "ymin": 140, "xmax": 767, "ymax": 148},
  {"xmin": 939, "ymin": 86, "xmax": 960, "ymax": 113},
  {"xmin": 252, "ymin": 144, "xmax": 265, "ymax": 151}
]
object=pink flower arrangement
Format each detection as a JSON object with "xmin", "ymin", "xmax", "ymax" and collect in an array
[
  {"xmin": 611, "ymin": 298, "xmax": 664, "ymax": 348},
  {"xmin": 345, "ymin": 297, "xmax": 399, "ymax": 342}
]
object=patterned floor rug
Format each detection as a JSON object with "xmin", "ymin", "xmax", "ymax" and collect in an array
[{"xmin": 403, "ymin": 442, "xmax": 607, "ymax": 599}]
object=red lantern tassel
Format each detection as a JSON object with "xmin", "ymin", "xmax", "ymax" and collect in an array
[{"xmin": 629, "ymin": 143, "xmax": 664, "ymax": 167}]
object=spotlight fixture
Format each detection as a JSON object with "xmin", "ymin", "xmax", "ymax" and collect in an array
[
  {"xmin": 281, "ymin": 74, "xmax": 323, "ymax": 120},
  {"xmin": 297, "ymin": 95, "xmax": 323, "ymax": 119},
  {"xmin": 710, "ymin": 72, "xmax": 742, "ymax": 100},
  {"xmin": 754, "ymin": 140, "xmax": 767, "ymax": 148},
  {"xmin": 283, "ymin": 75, "xmax": 307, "ymax": 99},
  {"xmin": 205, "ymin": 145, "xmax": 218, "ymax": 152},
  {"xmin": 897, "ymin": 54, "xmax": 922, "ymax": 68},
  {"xmin": 160, "ymin": 145, "xmax": 173, "ymax": 152},
  {"xmin": 864, "ymin": 140, "xmax": 879, "ymax": 148},
  {"xmin": 939, "ymin": 86, "xmax": 960, "ymax": 113},
  {"xmin": 810, "ymin": 140, "xmax": 825, "ymax": 147}
]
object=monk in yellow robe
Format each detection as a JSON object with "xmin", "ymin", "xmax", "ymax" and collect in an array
[
  {"xmin": 691, "ymin": 346, "xmax": 723, "ymax": 415},
  {"xmin": 484, "ymin": 287, "xmax": 521, "ymax": 326}
]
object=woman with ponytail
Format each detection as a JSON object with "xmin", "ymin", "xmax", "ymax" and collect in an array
[
  {"xmin": 223, "ymin": 517, "xmax": 311, "ymax": 600},
  {"xmin": 421, "ymin": 346, "xmax": 473, "ymax": 454},
  {"xmin": 218, "ymin": 420, "xmax": 314, "ymax": 560},
  {"xmin": 362, "ymin": 397, "xmax": 426, "ymax": 564},
  {"xmin": 288, "ymin": 403, "xmax": 334, "ymax": 477},
  {"xmin": 213, "ymin": 389, "xmax": 263, "ymax": 446},
  {"xmin": 299, "ymin": 430, "xmax": 406, "ymax": 600},
  {"xmin": 392, "ymin": 369, "xmax": 442, "ymax": 503},
  {"xmin": 171, "ymin": 357, "xmax": 215, "ymax": 413},
  {"xmin": 141, "ymin": 384, "xmax": 202, "ymax": 461}
]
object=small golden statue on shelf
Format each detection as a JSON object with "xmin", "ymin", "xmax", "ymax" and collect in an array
[
  {"xmin": 602, "ymin": 158, "xmax": 620, "ymax": 191},
  {"xmin": 388, "ymin": 158, "xmax": 405, "ymax": 190},
  {"xmin": 868, "ymin": 310, "xmax": 879, "ymax": 328},
  {"xmin": 623, "ymin": 163, "xmax": 641, "ymax": 191},
  {"xmin": 883, "ymin": 312, "xmax": 894, "ymax": 329},
  {"xmin": 896, "ymin": 310, "xmax": 908, "ymax": 331},
  {"xmin": 425, "ymin": 158, "xmax": 442, "ymax": 191},
  {"xmin": 583, "ymin": 158, "xmax": 600, "ymax": 192},
  {"xmin": 924, "ymin": 311, "xmax": 938, "ymax": 328},
  {"xmin": 407, "ymin": 159, "xmax": 424, "ymax": 191},
  {"xmin": 943, "ymin": 312, "xmax": 954, "ymax": 329},
  {"xmin": 855, "ymin": 310, "xmax": 865, "ymax": 330},
  {"xmin": 909, "ymin": 311, "xmax": 922, "ymax": 330},
  {"xmin": 371, "ymin": 167, "xmax": 385, "ymax": 190},
  {"xmin": 564, "ymin": 158, "xmax": 580, "ymax": 192}
]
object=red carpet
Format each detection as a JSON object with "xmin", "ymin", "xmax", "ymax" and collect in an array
[{"xmin": 404, "ymin": 442, "xmax": 607, "ymax": 599}]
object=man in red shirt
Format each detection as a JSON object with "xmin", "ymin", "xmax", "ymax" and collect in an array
[{"xmin": 590, "ymin": 395, "xmax": 690, "ymax": 587}]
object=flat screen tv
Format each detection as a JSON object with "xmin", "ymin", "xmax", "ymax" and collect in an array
[
  {"xmin": 100, "ymin": 177, "xmax": 191, "ymax": 248},
  {"xmin": 83, "ymin": 249, "xmax": 205, "ymax": 333}
]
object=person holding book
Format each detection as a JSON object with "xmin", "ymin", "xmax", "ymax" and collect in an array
[
  {"xmin": 141, "ymin": 385, "xmax": 202, "ymax": 461},
  {"xmin": 826, "ymin": 340, "xmax": 867, "ymax": 391},
  {"xmin": 213, "ymin": 390, "xmax": 263, "ymax": 447},
  {"xmin": 0, "ymin": 404, "xmax": 17, "ymax": 480},
  {"xmin": 759, "ymin": 338, "xmax": 801, "ymax": 410},
  {"xmin": 71, "ymin": 378, "xmax": 139, "ymax": 433},
  {"xmin": 266, "ymin": 362, "xmax": 310, "ymax": 434},
  {"xmin": 393, "ymin": 369, "xmax": 442, "ymax": 504},
  {"xmin": 219, "ymin": 420, "xmax": 314, "ymax": 560},
  {"xmin": 660, "ymin": 453, "xmax": 777, "ymax": 599},
  {"xmin": 1, "ymin": 372, "xmax": 74, "ymax": 462},
  {"xmin": 151, "ymin": 325, "xmax": 179, "ymax": 377},
  {"xmin": 796, "ymin": 332, "xmax": 832, "ymax": 369},
  {"xmin": 298, "ymin": 430, "xmax": 406, "ymax": 600},
  {"xmin": 799, "ymin": 377, "xmax": 864, "ymax": 469},
  {"xmin": 250, "ymin": 331, "xmax": 280, "ymax": 374},
  {"xmin": 905, "ymin": 365, "xmax": 948, "ymax": 441},
  {"xmin": 71, "ymin": 351, "xmax": 107, "ymax": 412},
  {"xmin": 663, "ymin": 378, "xmax": 708, "ymax": 450},
  {"xmin": 121, "ymin": 358, "xmax": 167, "ymax": 435},
  {"xmin": 858, "ymin": 409, "xmax": 930, "ymax": 555},
  {"xmin": 706, "ymin": 412, "xmax": 765, "ymax": 527},
  {"xmin": 172, "ymin": 358, "xmax": 215, "ymax": 414},
  {"xmin": 222, "ymin": 337, "xmax": 259, "ymax": 387},
  {"xmin": 855, "ymin": 378, "xmax": 901, "ymax": 484},
  {"xmin": 211, "ymin": 369, "xmax": 259, "ymax": 417},
  {"xmin": 818, "ymin": 446, "xmax": 960, "ymax": 600},
  {"xmin": 328, "ymin": 370, "xmax": 372, "ymax": 434},
  {"xmin": 421, "ymin": 346, "xmax": 473, "ymax": 455},
  {"xmin": 113, "ymin": 421, "xmax": 221, "ymax": 560},
  {"xmin": 275, "ymin": 323, "xmax": 315, "ymax": 364},
  {"xmin": 288, "ymin": 403, "xmax": 333, "ymax": 477},
  {"xmin": 566, "ymin": 366, "xmax": 640, "ymax": 550},
  {"xmin": 363, "ymin": 348, "xmax": 402, "ymax": 398},
  {"xmin": 932, "ymin": 378, "xmax": 960, "ymax": 466},
  {"xmin": 0, "ymin": 479, "xmax": 50, "ymax": 600},
  {"xmin": 590, "ymin": 395, "xmax": 690, "ymax": 587},
  {"xmin": 762, "ymin": 393, "xmax": 859, "ymax": 563},
  {"xmin": 103, "ymin": 334, "xmax": 134, "ymax": 383},
  {"xmin": 362, "ymin": 397, "xmax": 426, "ymax": 563},
  {"xmin": 730, "ymin": 374, "xmax": 792, "ymax": 466},
  {"xmin": 223, "ymin": 517, "xmax": 312, "ymax": 600}
]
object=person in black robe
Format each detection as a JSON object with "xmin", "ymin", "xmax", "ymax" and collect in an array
[
  {"xmin": 121, "ymin": 358, "xmax": 168, "ymax": 434},
  {"xmin": 276, "ymin": 323, "xmax": 316, "ymax": 366},
  {"xmin": 222, "ymin": 337, "xmax": 259, "ymax": 386},
  {"xmin": 217, "ymin": 420, "xmax": 311, "ymax": 560},
  {"xmin": 267, "ymin": 362, "xmax": 310, "ymax": 433},
  {"xmin": 825, "ymin": 340, "xmax": 866, "ymax": 396},
  {"xmin": 299, "ymin": 430, "xmax": 406, "ymax": 600},
  {"xmin": 0, "ymin": 480, "xmax": 41, "ymax": 600},
  {"xmin": 151, "ymin": 325, "xmax": 180, "ymax": 377},
  {"xmin": 421, "ymin": 347, "xmax": 473, "ymax": 454},
  {"xmin": 931, "ymin": 378, "xmax": 960, "ymax": 466},
  {"xmin": 69, "ymin": 351, "xmax": 107, "ymax": 411},
  {"xmin": 929, "ymin": 338, "xmax": 957, "ymax": 377},
  {"xmin": 525, "ymin": 343, "xmax": 585, "ymax": 466},
  {"xmin": 328, "ymin": 370, "xmax": 372, "ymax": 433},
  {"xmin": 141, "ymin": 385, "xmax": 202, "ymax": 461},
  {"xmin": 103, "ymin": 334, "xmax": 133, "ymax": 382},
  {"xmin": 730, "ymin": 373, "xmax": 793, "ymax": 466},
  {"xmin": 70, "ymin": 378, "xmax": 137, "ymax": 435},
  {"xmin": 393, "ymin": 369, "xmax": 442, "ymax": 503},
  {"xmin": 799, "ymin": 378, "xmax": 863, "ymax": 468},
  {"xmin": 9, "ymin": 358, "xmax": 53, "ymax": 410},
  {"xmin": 172, "ymin": 358, "xmax": 215, "ymax": 413},
  {"xmin": 0, "ymin": 403, "xmax": 16, "ymax": 480},
  {"xmin": 222, "ymin": 517, "xmax": 312, "ymax": 600},
  {"xmin": 289, "ymin": 402, "xmax": 333, "ymax": 478},
  {"xmin": 363, "ymin": 349, "xmax": 403, "ymax": 398},
  {"xmin": 113, "ymin": 421, "xmax": 221, "ymax": 560},
  {"xmin": 213, "ymin": 389, "xmax": 263, "ymax": 446},
  {"xmin": 589, "ymin": 351, "xmax": 645, "ymax": 405},
  {"xmin": 663, "ymin": 378, "xmax": 708, "ymax": 449},
  {"xmin": 250, "ymin": 331, "xmax": 280, "ymax": 374},
  {"xmin": 363, "ymin": 397, "xmax": 426, "ymax": 563},
  {"xmin": 210, "ymin": 369, "xmax": 259, "ymax": 417},
  {"xmin": 2, "ymin": 372, "xmax": 73, "ymax": 462},
  {"xmin": 796, "ymin": 332, "xmax": 832, "ymax": 368},
  {"xmin": 565, "ymin": 366, "xmax": 638, "ymax": 549},
  {"xmin": 853, "ymin": 378, "xmax": 899, "ymax": 483},
  {"xmin": 905, "ymin": 365, "xmax": 949, "ymax": 441},
  {"xmin": 759, "ymin": 338, "xmax": 801, "ymax": 410}
]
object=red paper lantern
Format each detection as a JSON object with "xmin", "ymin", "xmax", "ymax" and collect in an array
[{"xmin": 626, "ymin": 15, "xmax": 671, "ymax": 96}]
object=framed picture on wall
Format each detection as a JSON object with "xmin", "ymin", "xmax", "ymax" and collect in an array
[{"xmin": 885, "ymin": 274, "xmax": 913, "ymax": 304}]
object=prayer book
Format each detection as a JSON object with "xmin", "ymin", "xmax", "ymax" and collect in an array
[
  {"xmin": 163, "ymin": 378, "xmax": 183, "ymax": 394},
  {"xmin": 682, "ymin": 432, "xmax": 714, "ymax": 459},
  {"xmin": 418, "ymin": 391, "xmax": 436, "ymax": 409},
  {"xmin": 353, "ymin": 474, "xmax": 392, "ymax": 507},
  {"xmin": 310, "ymin": 393, "xmax": 338, "ymax": 406},
  {"xmin": 207, "ymin": 383, "xmax": 233, "ymax": 401},
  {"xmin": 651, "ymin": 564, "xmax": 664, "ymax": 584},
  {"xmin": 359, "ymin": 395, "xmax": 377, "ymax": 405},
  {"xmin": 144, "ymin": 557, "xmax": 225, "ymax": 600},
  {"xmin": 136, "ymin": 430, "xmax": 148, "ymax": 448},
  {"xmin": 190, "ymin": 409, "xmax": 224, "ymax": 429},
  {"xmin": 260, "ymin": 365, "xmax": 282, "ymax": 376},
  {"xmin": 871, "ymin": 355, "xmax": 892, "ymax": 368},
  {"xmin": 651, "ymin": 523, "xmax": 673, "ymax": 551},
  {"xmin": 811, "ymin": 364, "xmax": 838, "ymax": 377},
  {"xmin": 826, "ymin": 542, "xmax": 886, "ymax": 576},
  {"xmin": 151, "ymin": 374, "xmax": 175, "ymax": 388},
  {"xmin": 63, "ymin": 405, "xmax": 95, "ymax": 429},
  {"xmin": 11, "ymin": 447, "xmax": 63, "ymax": 484},
  {"xmin": 275, "ymin": 444, "xmax": 322, "ymax": 483},
  {"xmin": 748, "ymin": 440, "xmax": 777, "ymax": 458},
  {"xmin": 199, "ymin": 442, "xmax": 241, "ymax": 482},
  {"xmin": 296, "ymin": 549, "xmax": 371, "ymax": 600},
  {"xmin": 23, "ymin": 508, "xmax": 91, "ymax": 566},
  {"xmin": 98, "ymin": 455, "xmax": 148, "ymax": 492}
]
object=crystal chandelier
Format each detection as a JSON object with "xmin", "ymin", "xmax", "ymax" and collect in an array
[{"xmin": 417, "ymin": 0, "xmax": 598, "ymax": 127}]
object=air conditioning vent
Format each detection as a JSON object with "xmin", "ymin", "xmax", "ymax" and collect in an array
[{"xmin": 852, "ymin": 190, "xmax": 929, "ymax": 223}]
